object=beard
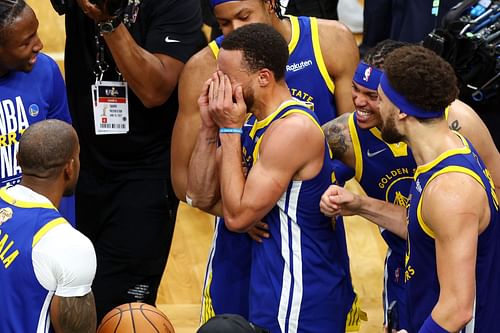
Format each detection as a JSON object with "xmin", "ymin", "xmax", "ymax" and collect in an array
[
  {"xmin": 380, "ymin": 115, "xmax": 405, "ymax": 143},
  {"xmin": 243, "ymin": 85, "xmax": 255, "ymax": 112}
]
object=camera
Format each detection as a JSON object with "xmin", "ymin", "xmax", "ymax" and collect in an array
[{"xmin": 90, "ymin": 0, "xmax": 128, "ymax": 16}]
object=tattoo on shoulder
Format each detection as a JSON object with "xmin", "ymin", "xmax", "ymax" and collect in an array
[
  {"xmin": 58, "ymin": 293, "xmax": 96, "ymax": 333},
  {"xmin": 322, "ymin": 114, "xmax": 351, "ymax": 158},
  {"xmin": 449, "ymin": 119, "xmax": 461, "ymax": 131}
]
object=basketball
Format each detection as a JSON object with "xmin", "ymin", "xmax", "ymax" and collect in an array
[{"xmin": 97, "ymin": 303, "xmax": 175, "ymax": 333}]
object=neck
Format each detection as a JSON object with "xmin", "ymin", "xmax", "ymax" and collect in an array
[
  {"xmin": 19, "ymin": 177, "xmax": 64, "ymax": 208},
  {"xmin": 272, "ymin": 15, "xmax": 292, "ymax": 44},
  {"xmin": 251, "ymin": 81, "xmax": 292, "ymax": 121},
  {"xmin": 405, "ymin": 118, "xmax": 464, "ymax": 166}
]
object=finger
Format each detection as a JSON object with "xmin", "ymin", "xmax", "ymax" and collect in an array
[
  {"xmin": 234, "ymin": 84, "xmax": 245, "ymax": 109},
  {"xmin": 257, "ymin": 221, "xmax": 269, "ymax": 230},
  {"xmin": 211, "ymin": 71, "xmax": 219, "ymax": 101},
  {"xmin": 254, "ymin": 228, "xmax": 270, "ymax": 239},
  {"xmin": 248, "ymin": 230, "xmax": 263, "ymax": 243},
  {"xmin": 224, "ymin": 75, "xmax": 233, "ymax": 104},
  {"xmin": 216, "ymin": 71, "xmax": 225, "ymax": 108},
  {"xmin": 208, "ymin": 79, "xmax": 215, "ymax": 104}
]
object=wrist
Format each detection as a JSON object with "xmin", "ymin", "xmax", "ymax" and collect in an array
[{"xmin": 418, "ymin": 315, "xmax": 449, "ymax": 333}]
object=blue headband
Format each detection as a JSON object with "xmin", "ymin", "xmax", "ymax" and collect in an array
[
  {"xmin": 209, "ymin": 0, "xmax": 240, "ymax": 8},
  {"xmin": 379, "ymin": 73, "xmax": 445, "ymax": 119},
  {"xmin": 353, "ymin": 62, "xmax": 383, "ymax": 90}
]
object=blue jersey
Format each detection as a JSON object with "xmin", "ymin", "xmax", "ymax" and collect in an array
[
  {"xmin": 202, "ymin": 16, "xmax": 350, "ymax": 322},
  {"xmin": 405, "ymin": 134, "xmax": 500, "ymax": 333},
  {"xmin": 0, "ymin": 54, "xmax": 74, "ymax": 225},
  {"xmin": 0, "ymin": 187, "xmax": 69, "ymax": 333},
  {"xmin": 348, "ymin": 112, "xmax": 414, "ymax": 328},
  {"xmin": 242, "ymin": 101, "xmax": 353, "ymax": 333}
]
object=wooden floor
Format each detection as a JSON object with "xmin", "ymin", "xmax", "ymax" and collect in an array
[{"xmin": 31, "ymin": 3, "xmax": 387, "ymax": 333}]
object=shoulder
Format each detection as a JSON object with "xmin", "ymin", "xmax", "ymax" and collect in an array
[
  {"xmin": 267, "ymin": 111, "xmax": 323, "ymax": 146},
  {"xmin": 181, "ymin": 46, "xmax": 217, "ymax": 78}
]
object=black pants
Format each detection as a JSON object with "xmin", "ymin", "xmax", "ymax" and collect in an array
[{"xmin": 76, "ymin": 170, "xmax": 179, "ymax": 323}]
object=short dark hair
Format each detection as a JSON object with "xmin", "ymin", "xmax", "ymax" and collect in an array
[
  {"xmin": 221, "ymin": 23, "xmax": 289, "ymax": 81},
  {"xmin": 0, "ymin": 0, "xmax": 26, "ymax": 43},
  {"xmin": 384, "ymin": 45, "xmax": 459, "ymax": 115},
  {"xmin": 363, "ymin": 39, "xmax": 409, "ymax": 69},
  {"xmin": 18, "ymin": 120, "xmax": 78, "ymax": 179}
]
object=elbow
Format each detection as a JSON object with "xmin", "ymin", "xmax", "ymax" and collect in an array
[
  {"xmin": 454, "ymin": 306, "xmax": 473, "ymax": 328},
  {"xmin": 224, "ymin": 216, "xmax": 249, "ymax": 233},
  {"xmin": 141, "ymin": 94, "xmax": 169, "ymax": 108},
  {"xmin": 189, "ymin": 194, "xmax": 218, "ymax": 212}
]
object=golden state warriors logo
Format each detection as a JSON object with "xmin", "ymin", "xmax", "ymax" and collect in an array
[
  {"xmin": 0, "ymin": 207, "xmax": 13, "ymax": 226},
  {"xmin": 380, "ymin": 173, "xmax": 413, "ymax": 208},
  {"xmin": 363, "ymin": 67, "xmax": 372, "ymax": 82}
]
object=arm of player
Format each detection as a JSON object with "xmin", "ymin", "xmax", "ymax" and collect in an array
[
  {"xmin": 172, "ymin": 49, "xmax": 218, "ymax": 201},
  {"xmin": 421, "ymin": 172, "xmax": 489, "ymax": 331},
  {"xmin": 50, "ymin": 292, "xmax": 97, "ymax": 333},
  {"xmin": 220, "ymin": 114, "xmax": 324, "ymax": 231},
  {"xmin": 186, "ymin": 76, "xmax": 224, "ymax": 215},
  {"xmin": 449, "ymin": 100, "xmax": 500, "ymax": 193},
  {"xmin": 322, "ymin": 112, "xmax": 356, "ymax": 167},
  {"xmin": 320, "ymin": 185, "xmax": 407, "ymax": 239},
  {"xmin": 76, "ymin": 0, "xmax": 192, "ymax": 108},
  {"xmin": 318, "ymin": 19, "xmax": 358, "ymax": 116}
]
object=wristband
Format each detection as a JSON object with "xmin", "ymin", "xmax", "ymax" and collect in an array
[
  {"xmin": 418, "ymin": 315, "xmax": 449, "ymax": 333},
  {"xmin": 186, "ymin": 195, "xmax": 193, "ymax": 207},
  {"xmin": 219, "ymin": 128, "xmax": 243, "ymax": 134}
]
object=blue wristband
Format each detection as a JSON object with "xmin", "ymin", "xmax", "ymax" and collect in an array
[
  {"xmin": 219, "ymin": 128, "xmax": 243, "ymax": 134},
  {"xmin": 419, "ymin": 315, "xmax": 449, "ymax": 333}
]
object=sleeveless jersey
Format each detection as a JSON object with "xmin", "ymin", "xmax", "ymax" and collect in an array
[
  {"xmin": 348, "ymin": 111, "xmax": 415, "ymax": 328},
  {"xmin": 242, "ymin": 100, "xmax": 353, "ymax": 332},
  {"xmin": 202, "ymin": 16, "xmax": 344, "ymax": 322},
  {"xmin": 405, "ymin": 134, "xmax": 500, "ymax": 332},
  {"xmin": 0, "ymin": 187, "xmax": 69, "ymax": 333}
]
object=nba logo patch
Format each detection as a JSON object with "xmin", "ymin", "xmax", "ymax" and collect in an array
[
  {"xmin": 0, "ymin": 207, "xmax": 13, "ymax": 226},
  {"xmin": 363, "ymin": 67, "xmax": 372, "ymax": 82},
  {"xmin": 29, "ymin": 104, "xmax": 40, "ymax": 117}
]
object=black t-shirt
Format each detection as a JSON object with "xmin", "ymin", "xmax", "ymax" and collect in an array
[{"xmin": 64, "ymin": 0, "xmax": 205, "ymax": 179}]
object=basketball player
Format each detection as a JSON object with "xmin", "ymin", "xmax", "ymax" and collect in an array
[
  {"xmin": 0, "ymin": 120, "xmax": 97, "ymax": 333},
  {"xmin": 321, "ymin": 40, "xmax": 500, "ymax": 330},
  {"xmin": 321, "ymin": 45, "xmax": 500, "ymax": 332},
  {"xmin": 188, "ymin": 23, "xmax": 354, "ymax": 333},
  {"xmin": 0, "ymin": 0, "xmax": 75, "ymax": 224},
  {"xmin": 171, "ymin": 0, "xmax": 358, "ymax": 322}
]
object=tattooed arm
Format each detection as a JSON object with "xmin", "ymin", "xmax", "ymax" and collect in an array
[
  {"xmin": 51, "ymin": 293, "xmax": 97, "ymax": 333},
  {"xmin": 448, "ymin": 100, "xmax": 500, "ymax": 193},
  {"xmin": 322, "ymin": 113, "xmax": 356, "ymax": 169}
]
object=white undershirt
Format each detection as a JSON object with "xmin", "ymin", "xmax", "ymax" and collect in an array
[{"xmin": 6, "ymin": 185, "xmax": 96, "ymax": 297}]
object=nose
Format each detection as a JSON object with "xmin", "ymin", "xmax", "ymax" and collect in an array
[
  {"xmin": 33, "ymin": 35, "xmax": 43, "ymax": 53},
  {"xmin": 353, "ymin": 92, "xmax": 368, "ymax": 107}
]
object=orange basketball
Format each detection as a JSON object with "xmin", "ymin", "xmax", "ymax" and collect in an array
[{"xmin": 97, "ymin": 303, "xmax": 175, "ymax": 333}]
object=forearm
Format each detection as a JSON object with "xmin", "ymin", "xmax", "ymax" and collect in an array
[
  {"xmin": 103, "ymin": 24, "xmax": 180, "ymax": 108},
  {"xmin": 219, "ymin": 133, "xmax": 250, "ymax": 231},
  {"xmin": 187, "ymin": 126, "xmax": 221, "ymax": 212},
  {"xmin": 50, "ymin": 292, "xmax": 96, "ymax": 333},
  {"xmin": 357, "ymin": 195, "xmax": 407, "ymax": 239}
]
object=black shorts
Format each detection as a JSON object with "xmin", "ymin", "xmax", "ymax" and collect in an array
[{"xmin": 75, "ymin": 170, "xmax": 179, "ymax": 323}]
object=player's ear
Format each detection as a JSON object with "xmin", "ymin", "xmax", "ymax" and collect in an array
[
  {"xmin": 257, "ymin": 69, "xmax": 272, "ymax": 87},
  {"xmin": 63, "ymin": 158, "xmax": 75, "ymax": 180}
]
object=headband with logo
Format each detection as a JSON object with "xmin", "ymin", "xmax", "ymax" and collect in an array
[
  {"xmin": 353, "ymin": 62, "xmax": 383, "ymax": 91},
  {"xmin": 379, "ymin": 73, "xmax": 444, "ymax": 119},
  {"xmin": 209, "ymin": 0, "xmax": 241, "ymax": 8}
]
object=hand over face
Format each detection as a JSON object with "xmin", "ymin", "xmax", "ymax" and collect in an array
[{"xmin": 208, "ymin": 71, "xmax": 247, "ymax": 129}]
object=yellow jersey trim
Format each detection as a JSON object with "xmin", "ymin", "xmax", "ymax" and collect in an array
[
  {"xmin": 417, "ymin": 165, "xmax": 485, "ymax": 239},
  {"xmin": 0, "ymin": 187, "xmax": 56, "ymax": 209},
  {"xmin": 348, "ymin": 113, "xmax": 363, "ymax": 181},
  {"xmin": 208, "ymin": 40, "xmax": 219, "ymax": 59},
  {"xmin": 415, "ymin": 131, "xmax": 470, "ymax": 177},
  {"xmin": 32, "ymin": 217, "xmax": 68, "ymax": 248},
  {"xmin": 310, "ymin": 17, "xmax": 334, "ymax": 94},
  {"xmin": 288, "ymin": 16, "xmax": 300, "ymax": 54},
  {"xmin": 251, "ymin": 101, "xmax": 324, "ymax": 163},
  {"xmin": 369, "ymin": 127, "xmax": 409, "ymax": 157}
]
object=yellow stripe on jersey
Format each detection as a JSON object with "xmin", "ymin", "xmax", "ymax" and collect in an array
[
  {"xmin": 369, "ymin": 127, "xmax": 409, "ymax": 157},
  {"xmin": 249, "ymin": 100, "xmax": 299, "ymax": 139},
  {"xmin": 288, "ymin": 16, "xmax": 300, "ymax": 54},
  {"xmin": 310, "ymin": 17, "xmax": 334, "ymax": 94},
  {"xmin": 208, "ymin": 40, "xmax": 220, "ymax": 59},
  {"xmin": 0, "ymin": 187, "xmax": 56, "ymax": 210},
  {"xmin": 417, "ymin": 165, "xmax": 486, "ymax": 239},
  {"xmin": 201, "ymin": 271, "xmax": 216, "ymax": 324},
  {"xmin": 32, "ymin": 217, "xmax": 68, "ymax": 247},
  {"xmin": 348, "ymin": 113, "xmax": 363, "ymax": 182},
  {"xmin": 415, "ymin": 132, "xmax": 470, "ymax": 177}
]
